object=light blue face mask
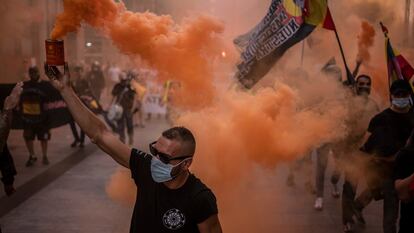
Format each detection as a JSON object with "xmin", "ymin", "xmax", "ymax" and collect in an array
[
  {"xmin": 392, "ymin": 97, "xmax": 412, "ymax": 109},
  {"xmin": 150, "ymin": 156, "xmax": 188, "ymax": 183}
]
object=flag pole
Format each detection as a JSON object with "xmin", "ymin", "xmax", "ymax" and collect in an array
[
  {"xmin": 333, "ymin": 28, "xmax": 354, "ymax": 85},
  {"xmin": 380, "ymin": 22, "xmax": 392, "ymax": 101},
  {"xmin": 300, "ymin": 41, "xmax": 305, "ymax": 67},
  {"xmin": 325, "ymin": 6, "xmax": 355, "ymax": 85}
]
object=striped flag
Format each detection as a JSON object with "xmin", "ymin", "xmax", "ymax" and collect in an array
[
  {"xmin": 234, "ymin": 0, "xmax": 329, "ymax": 89},
  {"xmin": 381, "ymin": 22, "xmax": 414, "ymax": 90}
]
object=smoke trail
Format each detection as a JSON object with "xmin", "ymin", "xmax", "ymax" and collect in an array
[
  {"xmin": 50, "ymin": 0, "xmax": 120, "ymax": 40},
  {"xmin": 0, "ymin": 1, "xmax": 40, "ymax": 83},
  {"xmin": 357, "ymin": 21, "xmax": 376, "ymax": 64},
  {"xmin": 51, "ymin": 0, "xmax": 224, "ymax": 109},
  {"xmin": 106, "ymin": 168, "xmax": 136, "ymax": 206}
]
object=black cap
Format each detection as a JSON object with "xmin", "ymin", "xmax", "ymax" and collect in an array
[{"xmin": 390, "ymin": 79, "xmax": 412, "ymax": 95}]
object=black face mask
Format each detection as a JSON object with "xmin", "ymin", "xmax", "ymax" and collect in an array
[{"xmin": 356, "ymin": 87, "xmax": 371, "ymax": 96}]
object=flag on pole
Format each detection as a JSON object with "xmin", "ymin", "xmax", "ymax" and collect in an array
[
  {"xmin": 320, "ymin": 6, "xmax": 354, "ymax": 85},
  {"xmin": 234, "ymin": 0, "xmax": 328, "ymax": 89},
  {"xmin": 380, "ymin": 22, "xmax": 414, "ymax": 90},
  {"xmin": 322, "ymin": 6, "xmax": 336, "ymax": 30}
]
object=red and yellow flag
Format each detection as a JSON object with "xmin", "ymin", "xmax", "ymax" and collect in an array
[{"xmin": 381, "ymin": 22, "xmax": 414, "ymax": 90}]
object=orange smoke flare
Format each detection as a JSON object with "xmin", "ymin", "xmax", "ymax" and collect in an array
[
  {"xmin": 357, "ymin": 21, "xmax": 376, "ymax": 64},
  {"xmin": 50, "ymin": 0, "xmax": 224, "ymax": 109}
]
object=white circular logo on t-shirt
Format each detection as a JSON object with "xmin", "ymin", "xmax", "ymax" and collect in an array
[{"xmin": 163, "ymin": 208, "xmax": 186, "ymax": 230}]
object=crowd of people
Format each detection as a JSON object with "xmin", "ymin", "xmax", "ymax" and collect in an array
[
  {"xmin": 1, "ymin": 58, "xmax": 414, "ymax": 233},
  {"xmin": 284, "ymin": 60, "xmax": 414, "ymax": 233}
]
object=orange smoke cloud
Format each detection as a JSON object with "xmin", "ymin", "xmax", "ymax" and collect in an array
[
  {"xmin": 105, "ymin": 73, "xmax": 352, "ymax": 232},
  {"xmin": 50, "ymin": 0, "xmax": 120, "ymax": 40},
  {"xmin": 357, "ymin": 21, "xmax": 376, "ymax": 64},
  {"xmin": 105, "ymin": 168, "xmax": 136, "ymax": 206},
  {"xmin": 51, "ymin": 0, "xmax": 224, "ymax": 109}
]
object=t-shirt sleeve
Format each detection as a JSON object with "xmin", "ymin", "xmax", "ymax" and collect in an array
[
  {"xmin": 129, "ymin": 149, "xmax": 152, "ymax": 184},
  {"xmin": 192, "ymin": 189, "xmax": 218, "ymax": 224}
]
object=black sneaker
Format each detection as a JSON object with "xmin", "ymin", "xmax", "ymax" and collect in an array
[
  {"xmin": 25, "ymin": 156, "xmax": 37, "ymax": 167},
  {"xmin": 71, "ymin": 140, "xmax": 79, "ymax": 148},
  {"xmin": 352, "ymin": 203, "xmax": 366, "ymax": 225},
  {"xmin": 343, "ymin": 222, "xmax": 354, "ymax": 233}
]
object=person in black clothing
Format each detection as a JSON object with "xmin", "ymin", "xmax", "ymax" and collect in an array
[
  {"xmin": 87, "ymin": 61, "xmax": 105, "ymax": 102},
  {"xmin": 21, "ymin": 67, "xmax": 51, "ymax": 166},
  {"xmin": 71, "ymin": 65, "xmax": 105, "ymax": 147},
  {"xmin": 0, "ymin": 144, "xmax": 16, "ymax": 196},
  {"xmin": 45, "ymin": 63, "xmax": 222, "ymax": 233},
  {"xmin": 111, "ymin": 72, "xmax": 136, "ymax": 145},
  {"xmin": 341, "ymin": 75, "xmax": 378, "ymax": 232},
  {"xmin": 0, "ymin": 83, "xmax": 22, "ymax": 196},
  {"xmin": 360, "ymin": 79, "xmax": 414, "ymax": 233},
  {"xmin": 0, "ymin": 83, "xmax": 22, "ymax": 233},
  {"xmin": 394, "ymin": 129, "xmax": 414, "ymax": 233},
  {"xmin": 69, "ymin": 66, "xmax": 89, "ymax": 148}
]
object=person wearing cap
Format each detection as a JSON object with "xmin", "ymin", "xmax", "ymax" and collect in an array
[{"xmin": 359, "ymin": 79, "xmax": 414, "ymax": 233}]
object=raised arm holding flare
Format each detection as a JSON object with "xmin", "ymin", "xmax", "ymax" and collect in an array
[{"xmin": 44, "ymin": 63, "xmax": 222, "ymax": 233}]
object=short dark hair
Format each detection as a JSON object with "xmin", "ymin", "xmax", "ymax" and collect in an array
[{"xmin": 162, "ymin": 127, "xmax": 196, "ymax": 156}]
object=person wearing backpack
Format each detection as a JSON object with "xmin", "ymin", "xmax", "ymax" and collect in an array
[
  {"xmin": 21, "ymin": 67, "xmax": 51, "ymax": 166},
  {"xmin": 111, "ymin": 71, "xmax": 136, "ymax": 145}
]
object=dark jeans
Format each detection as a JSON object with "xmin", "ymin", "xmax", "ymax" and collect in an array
[
  {"xmin": 0, "ymin": 143, "xmax": 16, "ymax": 186},
  {"xmin": 116, "ymin": 111, "xmax": 133, "ymax": 143},
  {"xmin": 69, "ymin": 121, "xmax": 85, "ymax": 143},
  {"xmin": 381, "ymin": 178, "xmax": 399, "ymax": 233},
  {"xmin": 342, "ymin": 166, "xmax": 373, "ymax": 224},
  {"xmin": 359, "ymin": 159, "xmax": 399, "ymax": 233},
  {"xmin": 316, "ymin": 145, "xmax": 341, "ymax": 197}
]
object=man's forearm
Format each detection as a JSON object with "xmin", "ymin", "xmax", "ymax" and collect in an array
[
  {"xmin": 61, "ymin": 87, "xmax": 108, "ymax": 142},
  {"xmin": 0, "ymin": 109, "xmax": 12, "ymax": 152},
  {"xmin": 396, "ymin": 173, "xmax": 414, "ymax": 202}
]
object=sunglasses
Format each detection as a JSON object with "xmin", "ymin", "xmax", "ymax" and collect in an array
[{"xmin": 149, "ymin": 141, "xmax": 192, "ymax": 164}]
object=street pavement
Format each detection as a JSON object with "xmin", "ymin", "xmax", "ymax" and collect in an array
[{"xmin": 1, "ymin": 117, "xmax": 385, "ymax": 233}]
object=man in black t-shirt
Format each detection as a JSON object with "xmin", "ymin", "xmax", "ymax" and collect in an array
[
  {"xmin": 44, "ymin": 63, "xmax": 223, "ymax": 233},
  {"xmin": 129, "ymin": 128, "xmax": 219, "ymax": 232},
  {"xmin": 394, "ymin": 130, "xmax": 414, "ymax": 233},
  {"xmin": 360, "ymin": 79, "xmax": 414, "ymax": 233}
]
